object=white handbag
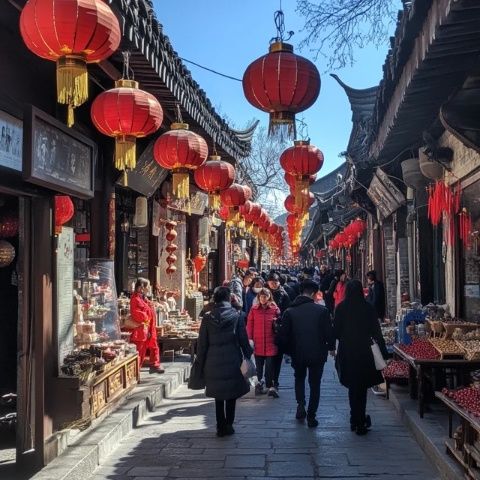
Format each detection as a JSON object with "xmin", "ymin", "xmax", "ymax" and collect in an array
[
  {"xmin": 371, "ymin": 340, "xmax": 387, "ymax": 370},
  {"xmin": 241, "ymin": 356, "xmax": 256, "ymax": 378}
]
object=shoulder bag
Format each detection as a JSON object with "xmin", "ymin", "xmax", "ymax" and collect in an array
[{"xmin": 371, "ymin": 339, "xmax": 387, "ymax": 370}]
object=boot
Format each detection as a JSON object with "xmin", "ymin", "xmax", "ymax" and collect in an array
[{"xmin": 296, "ymin": 404, "xmax": 307, "ymax": 421}]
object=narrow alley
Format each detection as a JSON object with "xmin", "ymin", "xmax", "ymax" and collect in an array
[{"xmin": 87, "ymin": 361, "xmax": 440, "ymax": 480}]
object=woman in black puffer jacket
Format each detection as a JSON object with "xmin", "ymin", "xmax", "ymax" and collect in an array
[{"xmin": 196, "ymin": 286, "xmax": 253, "ymax": 437}]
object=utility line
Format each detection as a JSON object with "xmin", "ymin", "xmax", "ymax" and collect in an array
[{"xmin": 180, "ymin": 57, "xmax": 242, "ymax": 82}]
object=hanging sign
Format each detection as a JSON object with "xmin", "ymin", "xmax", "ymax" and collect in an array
[{"xmin": 367, "ymin": 167, "xmax": 406, "ymax": 219}]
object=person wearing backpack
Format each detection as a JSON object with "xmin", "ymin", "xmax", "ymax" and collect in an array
[
  {"xmin": 246, "ymin": 288, "xmax": 280, "ymax": 397},
  {"xmin": 195, "ymin": 286, "xmax": 253, "ymax": 437}
]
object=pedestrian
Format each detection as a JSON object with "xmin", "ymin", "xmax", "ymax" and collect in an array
[
  {"xmin": 245, "ymin": 277, "xmax": 264, "ymax": 316},
  {"xmin": 366, "ymin": 270, "xmax": 386, "ymax": 322},
  {"xmin": 229, "ymin": 269, "xmax": 254, "ymax": 311},
  {"xmin": 333, "ymin": 279, "xmax": 389, "ymax": 435},
  {"xmin": 128, "ymin": 278, "xmax": 164, "ymax": 374},
  {"xmin": 266, "ymin": 272, "xmax": 291, "ymax": 386},
  {"xmin": 277, "ymin": 280, "xmax": 335, "ymax": 428},
  {"xmin": 332, "ymin": 269, "xmax": 347, "ymax": 309},
  {"xmin": 286, "ymin": 274, "xmax": 300, "ymax": 299},
  {"xmin": 246, "ymin": 288, "xmax": 280, "ymax": 397},
  {"xmin": 319, "ymin": 264, "xmax": 334, "ymax": 312},
  {"xmin": 195, "ymin": 286, "xmax": 253, "ymax": 437},
  {"xmin": 279, "ymin": 273, "xmax": 296, "ymax": 302}
]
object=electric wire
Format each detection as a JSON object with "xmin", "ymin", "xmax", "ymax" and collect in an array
[{"xmin": 180, "ymin": 57, "xmax": 242, "ymax": 82}]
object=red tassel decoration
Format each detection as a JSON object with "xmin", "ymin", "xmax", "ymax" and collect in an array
[{"xmin": 459, "ymin": 208, "xmax": 472, "ymax": 249}]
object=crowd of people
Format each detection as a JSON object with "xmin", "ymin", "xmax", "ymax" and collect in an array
[{"xmin": 192, "ymin": 264, "xmax": 389, "ymax": 438}]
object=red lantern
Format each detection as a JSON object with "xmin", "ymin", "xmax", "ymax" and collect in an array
[
  {"xmin": 166, "ymin": 265, "xmax": 177, "ymax": 275},
  {"xmin": 286, "ymin": 214, "xmax": 298, "ymax": 228},
  {"xmin": 165, "ymin": 220, "xmax": 178, "ymax": 275},
  {"xmin": 55, "ymin": 195, "xmax": 74, "ymax": 230},
  {"xmin": 166, "ymin": 244, "xmax": 178, "ymax": 254},
  {"xmin": 0, "ymin": 217, "xmax": 19, "ymax": 238},
  {"xmin": 193, "ymin": 254, "xmax": 207, "ymax": 273},
  {"xmin": 218, "ymin": 205, "xmax": 230, "ymax": 222},
  {"xmin": 194, "ymin": 156, "xmax": 235, "ymax": 210},
  {"xmin": 20, "ymin": 0, "xmax": 120, "ymax": 126},
  {"xmin": 285, "ymin": 172, "xmax": 316, "ymax": 193},
  {"xmin": 237, "ymin": 259, "xmax": 249, "ymax": 270},
  {"xmin": 220, "ymin": 184, "xmax": 249, "ymax": 208},
  {"xmin": 154, "ymin": 123, "xmax": 208, "ymax": 200},
  {"xmin": 243, "ymin": 41, "xmax": 320, "ymax": 137},
  {"xmin": 242, "ymin": 185, "xmax": 253, "ymax": 201},
  {"xmin": 284, "ymin": 193, "xmax": 314, "ymax": 214},
  {"xmin": 240, "ymin": 200, "xmax": 253, "ymax": 218},
  {"xmin": 91, "ymin": 79, "xmax": 163, "ymax": 181},
  {"xmin": 165, "ymin": 231, "xmax": 177, "ymax": 242},
  {"xmin": 280, "ymin": 140, "xmax": 324, "ymax": 207},
  {"xmin": 166, "ymin": 254, "xmax": 177, "ymax": 265}
]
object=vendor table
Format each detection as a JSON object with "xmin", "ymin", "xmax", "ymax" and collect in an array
[
  {"xmin": 158, "ymin": 337, "xmax": 197, "ymax": 362},
  {"xmin": 393, "ymin": 345, "xmax": 480, "ymax": 418},
  {"xmin": 436, "ymin": 392, "xmax": 480, "ymax": 479}
]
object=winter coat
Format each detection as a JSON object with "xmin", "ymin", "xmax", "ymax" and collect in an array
[
  {"xmin": 287, "ymin": 281, "xmax": 300, "ymax": 300},
  {"xmin": 129, "ymin": 292, "xmax": 157, "ymax": 345},
  {"xmin": 246, "ymin": 303, "xmax": 280, "ymax": 357},
  {"xmin": 334, "ymin": 281, "xmax": 347, "ymax": 307},
  {"xmin": 366, "ymin": 280, "xmax": 386, "ymax": 320},
  {"xmin": 196, "ymin": 301, "xmax": 253, "ymax": 400},
  {"xmin": 245, "ymin": 288, "xmax": 257, "ymax": 316},
  {"xmin": 229, "ymin": 276, "xmax": 244, "ymax": 309},
  {"xmin": 269, "ymin": 286, "xmax": 291, "ymax": 313},
  {"xmin": 277, "ymin": 296, "xmax": 335, "ymax": 366},
  {"xmin": 333, "ymin": 299, "xmax": 388, "ymax": 389}
]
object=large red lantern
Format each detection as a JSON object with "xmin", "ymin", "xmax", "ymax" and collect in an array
[
  {"xmin": 194, "ymin": 155, "xmax": 235, "ymax": 210},
  {"xmin": 91, "ymin": 79, "xmax": 163, "ymax": 182},
  {"xmin": 218, "ymin": 205, "xmax": 230, "ymax": 222},
  {"xmin": 285, "ymin": 172, "xmax": 316, "ymax": 193},
  {"xmin": 220, "ymin": 184, "xmax": 248, "ymax": 209},
  {"xmin": 280, "ymin": 140, "xmax": 324, "ymax": 206},
  {"xmin": 284, "ymin": 192, "xmax": 314, "ymax": 214},
  {"xmin": 243, "ymin": 41, "xmax": 320, "ymax": 137},
  {"xmin": 55, "ymin": 195, "xmax": 74, "ymax": 230},
  {"xmin": 154, "ymin": 123, "xmax": 208, "ymax": 200},
  {"xmin": 20, "ymin": 0, "xmax": 120, "ymax": 126}
]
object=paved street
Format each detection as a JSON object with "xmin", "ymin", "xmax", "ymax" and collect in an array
[{"xmin": 88, "ymin": 360, "xmax": 440, "ymax": 480}]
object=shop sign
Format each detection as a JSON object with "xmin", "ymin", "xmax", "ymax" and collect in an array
[
  {"xmin": 367, "ymin": 167, "xmax": 406, "ymax": 219},
  {"xmin": 56, "ymin": 227, "xmax": 74, "ymax": 374},
  {"xmin": 23, "ymin": 106, "xmax": 96, "ymax": 198},
  {"xmin": 120, "ymin": 139, "xmax": 168, "ymax": 197},
  {"xmin": 0, "ymin": 110, "xmax": 22, "ymax": 171},
  {"xmin": 169, "ymin": 190, "xmax": 208, "ymax": 215}
]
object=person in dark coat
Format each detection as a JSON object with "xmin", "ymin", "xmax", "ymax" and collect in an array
[
  {"xmin": 279, "ymin": 274, "xmax": 296, "ymax": 302},
  {"xmin": 267, "ymin": 272, "xmax": 291, "ymax": 387},
  {"xmin": 333, "ymin": 279, "xmax": 389, "ymax": 435},
  {"xmin": 319, "ymin": 264, "xmax": 334, "ymax": 312},
  {"xmin": 366, "ymin": 271, "xmax": 386, "ymax": 322},
  {"xmin": 277, "ymin": 280, "xmax": 335, "ymax": 428},
  {"xmin": 196, "ymin": 286, "xmax": 253, "ymax": 437}
]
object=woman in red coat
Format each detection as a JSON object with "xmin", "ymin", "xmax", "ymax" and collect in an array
[
  {"xmin": 129, "ymin": 278, "xmax": 164, "ymax": 374},
  {"xmin": 247, "ymin": 288, "xmax": 280, "ymax": 398},
  {"xmin": 333, "ymin": 270, "xmax": 348, "ymax": 309}
]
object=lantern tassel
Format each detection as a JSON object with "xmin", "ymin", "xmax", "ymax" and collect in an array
[
  {"xmin": 115, "ymin": 136, "xmax": 136, "ymax": 172},
  {"xmin": 294, "ymin": 178, "xmax": 309, "ymax": 209},
  {"xmin": 56, "ymin": 56, "xmax": 88, "ymax": 127},
  {"xmin": 208, "ymin": 193, "xmax": 220, "ymax": 211},
  {"xmin": 172, "ymin": 171, "xmax": 190, "ymax": 200},
  {"xmin": 268, "ymin": 112, "xmax": 296, "ymax": 140}
]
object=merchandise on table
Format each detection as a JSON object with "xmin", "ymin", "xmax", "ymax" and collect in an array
[
  {"xmin": 383, "ymin": 360, "xmax": 409, "ymax": 379},
  {"xmin": 398, "ymin": 339, "xmax": 440, "ymax": 360},
  {"xmin": 442, "ymin": 386, "xmax": 480, "ymax": 416},
  {"xmin": 428, "ymin": 338, "xmax": 465, "ymax": 358},
  {"xmin": 454, "ymin": 340, "xmax": 480, "ymax": 361}
]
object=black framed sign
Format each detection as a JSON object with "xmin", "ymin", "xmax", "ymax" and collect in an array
[{"xmin": 23, "ymin": 106, "xmax": 96, "ymax": 199}]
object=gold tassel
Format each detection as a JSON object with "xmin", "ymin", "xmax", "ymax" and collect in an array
[
  {"xmin": 208, "ymin": 193, "xmax": 220, "ymax": 211},
  {"xmin": 295, "ymin": 178, "xmax": 309, "ymax": 209},
  {"xmin": 115, "ymin": 136, "xmax": 136, "ymax": 171},
  {"xmin": 57, "ymin": 55, "xmax": 88, "ymax": 127},
  {"xmin": 268, "ymin": 111, "xmax": 296, "ymax": 140},
  {"xmin": 173, "ymin": 171, "xmax": 190, "ymax": 199}
]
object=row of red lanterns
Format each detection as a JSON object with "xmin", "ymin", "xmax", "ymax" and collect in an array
[{"xmin": 328, "ymin": 219, "xmax": 366, "ymax": 250}]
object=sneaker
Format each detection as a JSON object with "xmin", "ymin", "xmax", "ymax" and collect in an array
[
  {"xmin": 296, "ymin": 404, "xmax": 307, "ymax": 420},
  {"xmin": 307, "ymin": 416, "xmax": 319, "ymax": 428},
  {"xmin": 149, "ymin": 367, "xmax": 165, "ymax": 374},
  {"xmin": 365, "ymin": 415, "xmax": 372, "ymax": 429},
  {"xmin": 356, "ymin": 426, "xmax": 369, "ymax": 436},
  {"xmin": 371, "ymin": 385, "xmax": 385, "ymax": 396},
  {"xmin": 255, "ymin": 383, "xmax": 262, "ymax": 395},
  {"xmin": 216, "ymin": 426, "xmax": 226, "ymax": 437},
  {"xmin": 267, "ymin": 387, "xmax": 279, "ymax": 398}
]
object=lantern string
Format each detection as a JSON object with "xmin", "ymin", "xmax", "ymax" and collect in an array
[
  {"xmin": 180, "ymin": 57, "xmax": 242, "ymax": 82},
  {"xmin": 174, "ymin": 103, "xmax": 184, "ymax": 123},
  {"xmin": 272, "ymin": 9, "xmax": 294, "ymax": 43},
  {"xmin": 122, "ymin": 51, "xmax": 134, "ymax": 80}
]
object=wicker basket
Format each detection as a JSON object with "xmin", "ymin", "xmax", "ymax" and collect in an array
[{"xmin": 442, "ymin": 322, "xmax": 477, "ymax": 339}]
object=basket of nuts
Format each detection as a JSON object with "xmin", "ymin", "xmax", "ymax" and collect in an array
[
  {"xmin": 455, "ymin": 340, "xmax": 480, "ymax": 361},
  {"xmin": 428, "ymin": 338, "xmax": 465, "ymax": 359}
]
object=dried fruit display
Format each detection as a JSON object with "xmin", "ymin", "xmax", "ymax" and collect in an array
[
  {"xmin": 442, "ymin": 386, "xmax": 480, "ymax": 417},
  {"xmin": 398, "ymin": 339, "xmax": 440, "ymax": 360},
  {"xmin": 383, "ymin": 360, "xmax": 409, "ymax": 379},
  {"xmin": 428, "ymin": 338, "xmax": 464, "ymax": 357}
]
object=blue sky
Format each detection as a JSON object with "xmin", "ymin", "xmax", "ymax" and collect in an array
[{"xmin": 155, "ymin": 0, "xmax": 395, "ymax": 177}]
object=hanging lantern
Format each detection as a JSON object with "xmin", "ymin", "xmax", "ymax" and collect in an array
[
  {"xmin": 165, "ymin": 220, "xmax": 178, "ymax": 275},
  {"xmin": 280, "ymin": 140, "xmax": 324, "ymax": 207},
  {"xmin": 194, "ymin": 155, "xmax": 235, "ymax": 210},
  {"xmin": 0, "ymin": 240, "xmax": 15, "ymax": 267},
  {"xmin": 284, "ymin": 192, "xmax": 314, "ymax": 214},
  {"xmin": 133, "ymin": 196, "xmax": 148, "ymax": 228},
  {"xmin": 193, "ymin": 254, "xmax": 207, "ymax": 273},
  {"xmin": 0, "ymin": 216, "xmax": 19, "ymax": 238},
  {"xmin": 166, "ymin": 265, "xmax": 177, "ymax": 275},
  {"xmin": 166, "ymin": 254, "xmax": 177, "ymax": 265},
  {"xmin": 242, "ymin": 185, "xmax": 253, "ymax": 201},
  {"xmin": 285, "ymin": 172, "xmax": 316, "ymax": 193},
  {"xmin": 218, "ymin": 205, "xmax": 230, "ymax": 222},
  {"xmin": 242, "ymin": 39, "xmax": 320, "ymax": 138},
  {"xmin": 220, "ymin": 183, "xmax": 248, "ymax": 223},
  {"xmin": 166, "ymin": 244, "xmax": 178, "ymax": 254},
  {"xmin": 20, "ymin": 0, "xmax": 121, "ymax": 127},
  {"xmin": 154, "ymin": 123, "xmax": 208, "ymax": 200},
  {"xmin": 166, "ymin": 230, "xmax": 177, "ymax": 242},
  {"xmin": 237, "ymin": 259, "xmax": 249, "ymax": 270},
  {"xmin": 55, "ymin": 195, "xmax": 74, "ymax": 233},
  {"xmin": 91, "ymin": 77, "xmax": 163, "ymax": 183}
]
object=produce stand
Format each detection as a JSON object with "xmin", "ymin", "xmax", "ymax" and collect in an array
[
  {"xmin": 436, "ymin": 391, "xmax": 480, "ymax": 479},
  {"xmin": 157, "ymin": 335, "xmax": 197, "ymax": 361},
  {"xmin": 393, "ymin": 345, "xmax": 480, "ymax": 418}
]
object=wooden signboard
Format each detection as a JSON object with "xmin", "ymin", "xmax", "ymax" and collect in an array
[{"xmin": 367, "ymin": 168, "xmax": 406, "ymax": 219}]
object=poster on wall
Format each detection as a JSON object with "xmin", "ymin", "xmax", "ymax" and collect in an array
[
  {"xmin": 57, "ymin": 227, "xmax": 74, "ymax": 374},
  {"xmin": 0, "ymin": 110, "xmax": 22, "ymax": 171}
]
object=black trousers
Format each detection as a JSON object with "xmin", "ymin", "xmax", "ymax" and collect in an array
[
  {"xmin": 273, "ymin": 352, "xmax": 283, "ymax": 387},
  {"xmin": 215, "ymin": 399, "xmax": 236, "ymax": 428},
  {"xmin": 294, "ymin": 362, "xmax": 325, "ymax": 417},
  {"xmin": 255, "ymin": 355, "xmax": 275, "ymax": 388},
  {"xmin": 348, "ymin": 385, "xmax": 368, "ymax": 426}
]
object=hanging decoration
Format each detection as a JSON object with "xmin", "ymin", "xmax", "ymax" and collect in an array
[
  {"xmin": 133, "ymin": 196, "xmax": 148, "ymax": 228},
  {"xmin": 427, "ymin": 181, "xmax": 461, "ymax": 227},
  {"xmin": 154, "ymin": 106, "xmax": 208, "ymax": 200},
  {"xmin": 242, "ymin": 9, "xmax": 320, "ymax": 138},
  {"xmin": 0, "ymin": 216, "xmax": 19, "ymax": 238},
  {"xmin": 165, "ymin": 220, "xmax": 178, "ymax": 276},
  {"xmin": 220, "ymin": 183, "xmax": 249, "ymax": 223},
  {"xmin": 193, "ymin": 254, "xmax": 207, "ymax": 273},
  {"xmin": 91, "ymin": 53, "xmax": 163, "ymax": 184},
  {"xmin": 54, "ymin": 195, "xmax": 74, "ymax": 233},
  {"xmin": 20, "ymin": 0, "xmax": 121, "ymax": 127},
  {"xmin": 459, "ymin": 208, "xmax": 472, "ymax": 249},
  {"xmin": 194, "ymin": 154, "xmax": 235, "ymax": 210},
  {"xmin": 0, "ymin": 240, "xmax": 15, "ymax": 268},
  {"xmin": 280, "ymin": 140, "xmax": 324, "ymax": 207}
]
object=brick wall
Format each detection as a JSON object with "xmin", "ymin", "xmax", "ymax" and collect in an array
[{"xmin": 383, "ymin": 218, "xmax": 397, "ymax": 320}]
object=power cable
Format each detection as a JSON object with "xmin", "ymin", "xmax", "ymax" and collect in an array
[{"xmin": 180, "ymin": 57, "xmax": 242, "ymax": 82}]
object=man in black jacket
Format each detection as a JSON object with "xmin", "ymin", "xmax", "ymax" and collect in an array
[
  {"xmin": 319, "ymin": 264, "xmax": 334, "ymax": 311},
  {"xmin": 278, "ymin": 280, "xmax": 335, "ymax": 428},
  {"xmin": 366, "ymin": 271, "xmax": 386, "ymax": 322}
]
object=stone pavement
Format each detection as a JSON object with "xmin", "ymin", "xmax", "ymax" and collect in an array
[{"xmin": 87, "ymin": 360, "xmax": 441, "ymax": 480}]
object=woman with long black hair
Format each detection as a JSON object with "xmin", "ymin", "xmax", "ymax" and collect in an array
[{"xmin": 333, "ymin": 279, "xmax": 388, "ymax": 435}]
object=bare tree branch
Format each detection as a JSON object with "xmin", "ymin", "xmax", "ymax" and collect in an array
[{"xmin": 296, "ymin": 0, "xmax": 401, "ymax": 70}]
